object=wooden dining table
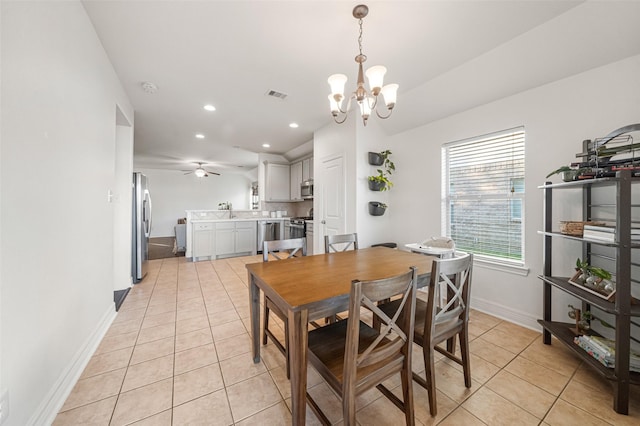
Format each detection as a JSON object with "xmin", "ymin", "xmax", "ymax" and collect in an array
[{"xmin": 246, "ymin": 246, "xmax": 435, "ymax": 425}]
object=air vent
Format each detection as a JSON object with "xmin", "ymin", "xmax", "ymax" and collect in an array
[{"xmin": 265, "ymin": 90, "xmax": 288, "ymax": 100}]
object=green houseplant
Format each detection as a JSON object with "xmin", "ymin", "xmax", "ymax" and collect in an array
[{"xmin": 367, "ymin": 150, "xmax": 394, "ymax": 191}]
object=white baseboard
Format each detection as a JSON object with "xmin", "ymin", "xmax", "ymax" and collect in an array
[
  {"xmin": 28, "ymin": 305, "xmax": 116, "ymax": 426},
  {"xmin": 471, "ymin": 296, "xmax": 541, "ymax": 332}
]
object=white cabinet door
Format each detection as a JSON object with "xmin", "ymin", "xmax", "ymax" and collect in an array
[
  {"xmin": 302, "ymin": 157, "xmax": 313, "ymax": 181},
  {"xmin": 235, "ymin": 221, "xmax": 256, "ymax": 253},
  {"xmin": 193, "ymin": 223, "xmax": 215, "ymax": 258},
  {"xmin": 290, "ymin": 161, "xmax": 303, "ymax": 201},
  {"xmin": 215, "ymin": 222, "xmax": 235, "ymax": 256},
  {"xmin": 266, "ymin": 163, "xmax": 290, "ymax": 201}
]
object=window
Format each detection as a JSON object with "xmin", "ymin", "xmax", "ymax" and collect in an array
[{"xmin": 441, "ymin": 127, "xmax": 525, "ymax": 266}]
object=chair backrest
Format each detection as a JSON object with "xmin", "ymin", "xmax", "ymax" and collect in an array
[
  {"xmin": 263, "ymin": 238, "xmax": 307, "ymax": 262},
  {"xmin": 424, "ymin": 253, "xmax": 473, "ymax": 339},
  {"xmin": 324, "ymin": 233, "xmax": 359, "ymax": 253},
  {"xmin": 344, "ymin": 267, "xmax": 417, "ymax": 373}
]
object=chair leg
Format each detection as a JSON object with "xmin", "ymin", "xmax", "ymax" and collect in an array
[
  {"xmin": 400, "ymin": 356, "xmax": 416, "ymax": 426},
  {"xmin": 262, "ymin": 302, "xmax": 269, "ymax": 345},
  {"xmin": 459, "ymin": 329, "xmax": 471, "ymax": 388},
  {"xmin": 423, "ymin": 344, "xmax": 438, "ymax": 416},
  {"xmin": 284, "ymin": 314, "xmax": 290, "ymax": 379},
  {"xmin": 342, "ymin": 383, "xmax": 357, "ymax": 426}
]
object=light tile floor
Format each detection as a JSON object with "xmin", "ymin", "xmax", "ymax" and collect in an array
[{"xmin": 54, "ymin": 256, "xmax": 640, "ymax": 425}]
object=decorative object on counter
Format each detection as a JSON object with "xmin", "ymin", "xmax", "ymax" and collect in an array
[
  {"xmin": 569, "ymin": 258, "xmax": 615, "ymax": 301},
  {"xmin": 368, "ymin": 201, "xmax": 387, "ymax": 216},
  {"xmin": 327, "ymin": 4, "xmax": 398, "ymax": 126},
  {"xmin": 218, "ymin": 202, "xmax": 232, "ymax": 210},
  {"xmin": 558, "ymin": 220, "xmax": 605, "ymax": 237},
  {"xmin": 367, "ymin": 150, "xmax": 394, "ymax": 191}
]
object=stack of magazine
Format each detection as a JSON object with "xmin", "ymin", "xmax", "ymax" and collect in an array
[
  {"xmin": 582, "ymin": 224, "xmax": 640, "ymax": 243},
  {"xmin": 574, "ymin": 335, "xmax": 640, "ymax": 371}
]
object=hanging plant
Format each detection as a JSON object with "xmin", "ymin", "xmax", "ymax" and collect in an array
[
  {"xmin": 367, "ymin": 150, "xmax": 394, "ymax": 191},
  {"xmin": 368, "ymin": 201, "xmax": 387, "ymax": 216}
]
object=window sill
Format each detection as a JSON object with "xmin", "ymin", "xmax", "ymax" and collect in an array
[{"xmin": 473, "ymin": 257, "xmax": 529, "ymax": 276}]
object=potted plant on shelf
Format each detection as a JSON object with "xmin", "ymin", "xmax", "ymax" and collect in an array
[
  {"xmin": 368, "ymin": 150, "xmax": 394, "ymax": 191},
  {"xmin": 546, "ymin": 165, "xmax": 586, "ymax": 182},
  {"xmin": 368, "ymin": 201, "xmax": 387, "ymax": 216}
]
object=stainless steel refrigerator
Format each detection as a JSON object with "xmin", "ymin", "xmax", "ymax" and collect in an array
[{"xmin": 132, "ymin": 172, "xmax": 152, "ymax": 283}]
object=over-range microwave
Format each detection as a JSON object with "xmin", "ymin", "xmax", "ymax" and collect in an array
[{"xmin": 301, "ymin": 179, "xmax": 313, "ymax": 200}]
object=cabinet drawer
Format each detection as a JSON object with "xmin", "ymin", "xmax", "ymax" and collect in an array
[
  {"xmin": 194, "ymin": 223, "xmax": 214, "ymax": 231},
  {"xmin": 215, "ymin": 222, "xmax": 235, "ymax": 230},
  {"xmin": 236, "ymin": 221, "xmax": 256, "ymax": 229}
]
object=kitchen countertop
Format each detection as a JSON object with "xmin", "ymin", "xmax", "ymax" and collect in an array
[{"xmin": 190, "ymin": 217, "xmax": 291, "ymax": 223}]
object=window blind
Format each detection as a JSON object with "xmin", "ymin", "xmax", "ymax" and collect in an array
[{"xmin": 441, "ymin": 128, "xmax": 525, "ymax": 265}]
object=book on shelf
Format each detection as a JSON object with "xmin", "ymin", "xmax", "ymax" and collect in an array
[
  {"xmin": 582, "ymin": 225, "xmax": 640, "ymax": 242},
  {"xmin": 574, "ymin": 335, "xmax": 640, "ymax": 371},
  {"xmin": 583, "ymin": 224, "xmax": 640, "ymax": 234}
]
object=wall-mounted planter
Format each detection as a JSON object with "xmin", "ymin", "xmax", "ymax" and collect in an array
[
  {"xmin": 368, "ymin": 152, "xmax": 384, "ymax": 166},
  {"xmin": 368, "ymin": 201, "xmax": 387, "ymax": 216},
  {"xmin": 368, "ymin": 179, "xmax": 386, "ymax": 191}
]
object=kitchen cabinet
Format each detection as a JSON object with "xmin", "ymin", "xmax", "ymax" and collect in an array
[
  {"xmin": 538, "ymin": 170, "xmax": 639, "ymax": 415},
  {"xmin": 290, "ymin": 161, "xmax": 303, "ymax": 201},
  {"xmin": 192, "ymin": 222, "xmax": 215, "ymax": 259},
  {"xmin": 215, "ymin": 221, "xmax": 256, "ymax": 258},
  {"xmin": 302, "ymin": 157, "xmax": 313, "ymax": 181},
  {"xmin": 265, "ymin": 163, "xmax": 291, "ymax": 201}
]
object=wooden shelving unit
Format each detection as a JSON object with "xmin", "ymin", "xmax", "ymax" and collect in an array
[{"xmin": 539, "ymin": 170, "xmax": 639, "ymax": 415}]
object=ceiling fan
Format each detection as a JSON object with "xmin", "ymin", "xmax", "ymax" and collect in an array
[{"xmin": 182, "ymin": 162, "xmax": 221, "ymax": 178}]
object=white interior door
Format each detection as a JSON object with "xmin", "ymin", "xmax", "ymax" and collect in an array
[{"xmin": 319, "ymin": 155, "xmax": 345, "ymax": 251}]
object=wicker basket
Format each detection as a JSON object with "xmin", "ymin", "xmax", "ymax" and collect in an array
[{"xmin": 559, "ymin": 221, "xmax": 605, "ymax": 236}]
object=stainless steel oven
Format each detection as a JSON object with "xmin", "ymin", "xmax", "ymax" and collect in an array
[{"xmin": 289, "ymin": 218, "xmax": 306, "ymax": 239}]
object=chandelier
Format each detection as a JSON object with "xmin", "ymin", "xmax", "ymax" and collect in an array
[{"xmin": 327, "ymin": 4, "xmax": 398, "ymax": 126}]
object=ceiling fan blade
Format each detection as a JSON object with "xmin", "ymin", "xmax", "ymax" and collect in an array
[
  {"xmin": 205, "ymin": 170, "xmax": 221, "ymax": 176},
  {"xmin": 182, "ymin": 171, "xmax": 193, "ymax": 175}
]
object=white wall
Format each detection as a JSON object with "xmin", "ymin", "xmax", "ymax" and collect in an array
[
  {"xmin": 114, "ymin": 121, "xmax": 133, "ymax": 291},
  {"xmin": 387, "ymin": 54, "xmax": 640, "ymax": 329},
  {"xmin": 354, "ymin": 118, "xmax": 395, "ymax": 248},
  {"xmin": 1, "ymin": 2, "xmax": 133, "ymax": 424},
  {"xmin": 313, "ymin": 118, "xmax": 357, "ymax": 253},
  {"xmin": 137, "ymin": 168, "xmax": 253, "ymax": 237}
]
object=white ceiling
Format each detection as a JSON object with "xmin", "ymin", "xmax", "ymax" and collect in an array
[{"xmin": 82, "ymin": 1, "xmax": 640, "ymax": 175}]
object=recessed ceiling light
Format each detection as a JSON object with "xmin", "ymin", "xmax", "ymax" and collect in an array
[
  {"xmin": 195, "ymin": 133, "xmax": 205, "ymax": 139},
  {"xmin": 262, "ymin": 143, "xmax": 270, "ymax": 148},
  {"xmin": 203, "ymin": 104, "xmax": 216, "ymax": 111},
  {"xmin": 289, "ymin": 123, "xmax": 299, "ymax": 128}
]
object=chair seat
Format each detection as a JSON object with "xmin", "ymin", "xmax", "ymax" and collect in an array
[{"xmin": 308, "ymin": 319, "xmax": 405, "ymax": 394}]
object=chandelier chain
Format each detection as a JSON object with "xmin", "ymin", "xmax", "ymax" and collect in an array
[{"xmin": 358, "ymin": 18, "xmax": 363, "ymax": 56}]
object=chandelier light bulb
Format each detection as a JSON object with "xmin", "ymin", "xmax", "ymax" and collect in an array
[
  {"xmin": 359, "ymin": 97, "xmax": 372, "ymax": 120},
  {"xmin": 328, "ymin": 74, "xmax": 348, "ymax": 99},
  {"xmin": 365, "ymin": 65, "xmax": 386, "ymax": 94},
  {"xmin": 328, "ymin": 94, "xmax": 341, "ymax": 114},
  {"xmin": 380, "ymin": 84, "xmax": 399, "ymax": 108}
]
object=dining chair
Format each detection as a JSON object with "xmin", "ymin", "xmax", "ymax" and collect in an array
[
  {"xmin": 262, "ymin": 237, "xmax": 307, "ymax": 378},
  {"xmin": 324, "ymin": 233, "xmax": 359, "ymax": 253},
  {"xmin": 306, "ymin": 267, "xmax": 418, "ymax": 426},
  {"xmin": 379, "ymin": 253, "xmax": 473, "ymax": 416}
]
